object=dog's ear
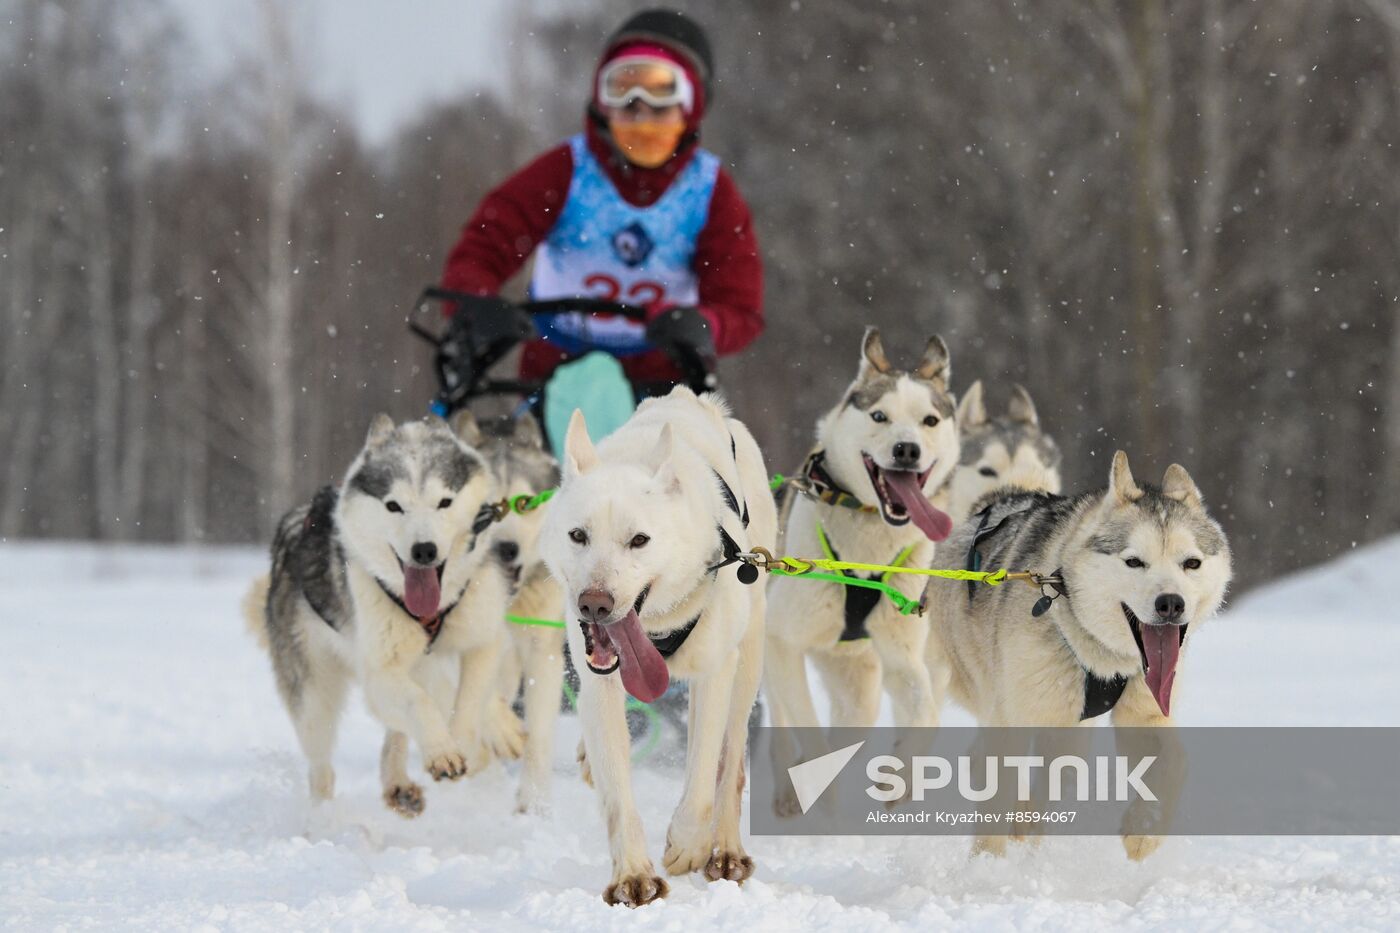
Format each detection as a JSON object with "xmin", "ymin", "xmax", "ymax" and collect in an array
[
  {"xmin": 956, "ymin": 380, "xmax": 987, "ymax": 429},
  {"xmin": 366, "ymin": 413, "xmax": 395, "ymax": 447},
  {"xmin": 449, "ymin": 409, "xmax": 482, "ymax": 447},
  {"xmin": 1008, "ymin": 384, "xmax": 1039, "ymax": 426},
  {"xmin": 563, "ymin": 409, "xmax": 598, "ymax": 477},
  {"xmin": 1162, "ymin": 463, "xmax": 1204, "ymax": 509},
  {"xmin": 652, "ymin": 423, "xmax": 682, "ymax": 494},
  {"xmin": 914, "ymin": 335, "xmax": 951, "ymax": 387},
  {"xmin": 512, "ymin": 413, "xmax": 544, "ymax": 449},
  {"xmin": 1108, "ymin": 450, "xmax": 1144, "ymax": 506},
  {"xmin": 859, "ymin": 326, "xmax": 892, "ymax": 377}
]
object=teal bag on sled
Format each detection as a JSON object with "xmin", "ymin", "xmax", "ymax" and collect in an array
[{"xmin": 543, "ymin": 351, "xmax": 637, "ymax": 454}]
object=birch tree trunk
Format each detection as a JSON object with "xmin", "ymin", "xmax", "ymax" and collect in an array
[{"xmin": 258, "ymin": 0, "xmax": 300, "ymax": 533}]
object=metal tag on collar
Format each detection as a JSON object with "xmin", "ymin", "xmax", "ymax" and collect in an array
[
  {"xmin": 472, "ymin": 499, "xmax": 509, "ymax": 535},
  {"xmin": 709, "ymin": 526, "xmax": 760, "ymax": 584},
  {"xmin": 1031, "ymin": 568, "xmax": 1067, "ymax": 617}
]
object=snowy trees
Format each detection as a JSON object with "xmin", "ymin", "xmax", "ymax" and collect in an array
[
  {"xmin": 0, "ymin": 0, "xmax": 535, "ymax": 541},
  {"xmin": 0, "ymin": 0, "xmax": 1396, "ymax": 588}
]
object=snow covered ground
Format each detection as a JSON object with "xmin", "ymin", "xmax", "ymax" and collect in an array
[{"xmin": 2, "ymin": 539, "xmax": 1398, "ymax": 930}]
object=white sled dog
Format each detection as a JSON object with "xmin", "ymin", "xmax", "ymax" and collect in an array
[
  {"xmin": 475, "ymin": 413, "xmax": 567, "ymax": 815},
  {"xmin": 942, "ymin": 380, "xmax": 1062, "ymax": 522},
  {"xmin": 244, "ymin": 413, "xmax": 517, "ymax": 816},
  {"xmin": 923, "ymin": 450, "xmax": 1232, "ymax": 857},
  {"xmin": 538, "ymin": 387, "xmax": 776, "ymax": 907},
  {"xmin": 764, "ymin": 327, "xmax": 959, "ymax": 788}
]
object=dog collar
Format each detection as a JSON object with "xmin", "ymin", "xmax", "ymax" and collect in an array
[
  {"xmin": 786, "ymin": 450, "xmax": 880, "ymax": 514},
  {"xmin": 373, "ymin": 576, "xmax": 461, "ymax": 654},
  {"xmin": 648, "ymin": 613, "xmax": 703, "ymax": 658}
]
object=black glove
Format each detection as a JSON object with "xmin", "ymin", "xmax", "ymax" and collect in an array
[
  {"xmin": 646, "ymin": 306, "xmax": 715, "ymax": 360},
  {"xmin": 452, "ymin": 294, "xmax": 534, "ymax": 362}
]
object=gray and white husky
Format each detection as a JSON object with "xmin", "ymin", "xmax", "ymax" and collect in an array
[
  {"xmin": 764, "ymin": 327, "xmax": 959, "ymax": 784},
  {"xmin": 538, "ymin": 387, "xmax": 776, "ymax": 907},
  {"xmin": 942, "ymin": 380, "xmax": 1063, "ymax": 522},
  {"xmin": 923, "ymin": 450, "xmax": 1232, "ymax": 857},
  {"xmin": 474, "ymin": 413, "xmax": 567, "ymax": 815},
  {"xmin": 243, "ymin": 413, "xmax": 516, "ymax": 816}
]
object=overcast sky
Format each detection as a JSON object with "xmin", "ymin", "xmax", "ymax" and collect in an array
[{"xmin": 167, "ymin": 0, "xmax": 518, "ymax": 144}]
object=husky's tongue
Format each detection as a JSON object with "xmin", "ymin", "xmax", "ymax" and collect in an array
[
  {"xmin": 1141, "ymin": 624, "xmax": 1182, "ymax": 717},
  {"xmin": 607, "ymin": 609, "xmax": 671, "ymax": 704},
  {"xmin": 882, "ymin": 470, "xmax": 954, "ymax": 542},
  {"xmin": 402, "ymin": 565, "xmax": 441, "ymax": 620}
]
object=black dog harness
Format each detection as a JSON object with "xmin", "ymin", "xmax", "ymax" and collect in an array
[
  {"xmin": 962, "ymin": 503, "xmax": 1132, "ymax": 721},
  {"xmin": 652, "ymin": 434, "xmax": 758, "ymax": 659},
  {"xmin": 813, "ymin": 523, "xmax": 916, "ymax": 642},
  {"xmin": 785, "ymin": 450, "xmax": 879, "ymax": 513},
  {"xmin": 373, "ymin": 578, "xmax": 460, "ymax": 653}
]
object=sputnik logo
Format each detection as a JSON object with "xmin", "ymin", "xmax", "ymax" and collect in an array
[{"xmin": 786, "ymin": 741, "xmax": 865, "ymax": 814}]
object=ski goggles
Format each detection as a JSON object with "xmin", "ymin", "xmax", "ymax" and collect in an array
[{"xmin": 597, "ymin": 56, "xmax": 694, "ymax": 112}]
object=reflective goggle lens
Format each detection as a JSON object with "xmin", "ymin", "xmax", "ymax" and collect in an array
[{"xmin": 599, "ymin": 58, "xmax": 691, "ymax": 109}]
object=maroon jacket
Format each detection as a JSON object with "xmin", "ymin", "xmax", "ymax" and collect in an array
[{"xmin": 441, "ymin": 121, "xmax": 764, "ymax": 384}]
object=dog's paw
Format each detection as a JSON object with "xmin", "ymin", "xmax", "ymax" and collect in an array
[
  {"xmin": 424, "ymin": 749, "xmax": 467, "ymax": 781},
  {"xmin": 1010, "ymin": 815, "xmax": 1044, "ymax": 846},
  {"xmin": 603, "ymin": 872, "xmax": 668, "ymax": 908},
  {"xmin": 772, "ymin": 788, "xmax": 802, "ymax": 819},
  {"xmin": 487, "ymin": 703, "xmax": 526, "ymax": 761},
  {"xmin": 1010, "ymin": 827, "xmax": 1044, "ymax": 847},
  {"xmin": 383, "ymin": 782, "xmax": 425, "ymax": 818},
  {"xmin": 662, "ymin": 825, "xmax": 714, "ymax": 877},
  {"xmin": 703, "ymin": 849, "xmax": 754, "ymax": 884},
  {"xmin": 970, "ymin": 833, "xmax": 1008, "ymax": 859},
  {"xmin": 514, "ymin": 780, "xmax": 548, "ymax": 816},
  {"xmin": 1123, "ymin": 833, "xmax": 1163, "ymax": 861},
  {"xmin": 577, "ymin": 741, "xmax": 593, "ymax": 788}
]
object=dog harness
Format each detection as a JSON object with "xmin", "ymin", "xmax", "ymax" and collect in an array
[
  {"xmin": 816, "ymin": 522, "xmax": 916, "ymax": 642},
  {"xmin": 963, "ymin": 502, "xmax": 1139, "ymax": 721},
  {"xmin": 652, "ymin": 433, "xmax": 756, "ymax": 659},
  {"xmin": 372, "ymin": 579, "xmax": 459, "ymax": 653},
  {"xmin": 787, "ymin": 450, "xmax": 879, "ymax": 513}
]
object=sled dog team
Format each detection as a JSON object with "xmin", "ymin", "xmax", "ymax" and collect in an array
[{"xmin": 244, "ymin": 326, "xmax": 1233, "ymax": 907}]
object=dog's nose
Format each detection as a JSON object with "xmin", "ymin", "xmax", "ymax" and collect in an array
[
  {"xmin": 891, "ymin": 441, "xmax": 921, "ymax": 469},
  {"xmin": 1154, "ymin": 593, "xmax": 1186, "ymax": 623},
  {"xmin": 578, "ymin": 589, "xmax": 614, "ymax": 624},
  {"xmin": 410, "ymin": 541, "xmax": 438, "ymax": 565},
  {"xmin": 495, "ymin": 540, "xmax": 520, "ymax": 565}
]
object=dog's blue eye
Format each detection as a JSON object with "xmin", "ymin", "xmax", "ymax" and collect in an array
[
  {"xmin": 1125, "ymin": 557, "xmax": 1145, "ymax": 569},
  {"xmin": 629, "ymin": 533, "xmax": 650, "ymax": 549},
  {"xmin": 871, "ymin": 411, "xmax": 888, "ymax": 423},
  {"xmin": 385, "ymin": 500, "xmax": 403, "ymax": 514},
  {"xmin": 924, "ymin": 415, "xmax": 940, "ymax": 427},
  {"xmin": 978, "ymin": 466, "xmax": 998, "ymax": 478},
  {"xmin": 438, "ymin": 498, "xmax": 453, "ymax": 509},
  {"xmin": 1183, "ymin": 557, "xmax": 1202, "ymax": 570},
  {"xmin": 569, "ymin": 528, "xmax": 588, "ymax": 545}
]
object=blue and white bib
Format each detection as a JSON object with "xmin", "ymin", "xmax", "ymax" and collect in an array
[{"xmin": 529, "ymin": 134, "xmax": 720, "ymax": 355}]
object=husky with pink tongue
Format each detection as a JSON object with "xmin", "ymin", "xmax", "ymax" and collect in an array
[
  {"xmin": 764, "ymin": 326, "xmax": 961, "ymax": 815},
  {"xmin": 538, "ymin": 387, "xmax": 776, "ymax": 908},
  {"xmin": 923, "ymin": 450, "xmax": 1232, "ymax": 862},
  {"xmin": 243, "ymin": 412, "xmax": 517, "ymax": 819}
]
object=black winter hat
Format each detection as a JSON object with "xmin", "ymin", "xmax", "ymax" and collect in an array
[{"xmin": 605, "ymin": 9, "xmax": 714, "ymax": 99}]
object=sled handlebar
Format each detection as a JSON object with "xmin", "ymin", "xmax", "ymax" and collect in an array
[
  {"xmin": 416, "ymin": 286, "xmax": 647, "ymax": 326},
  {"xmin": 407, "ymin": 287, "xmax": 715, "ymax": 416}
]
